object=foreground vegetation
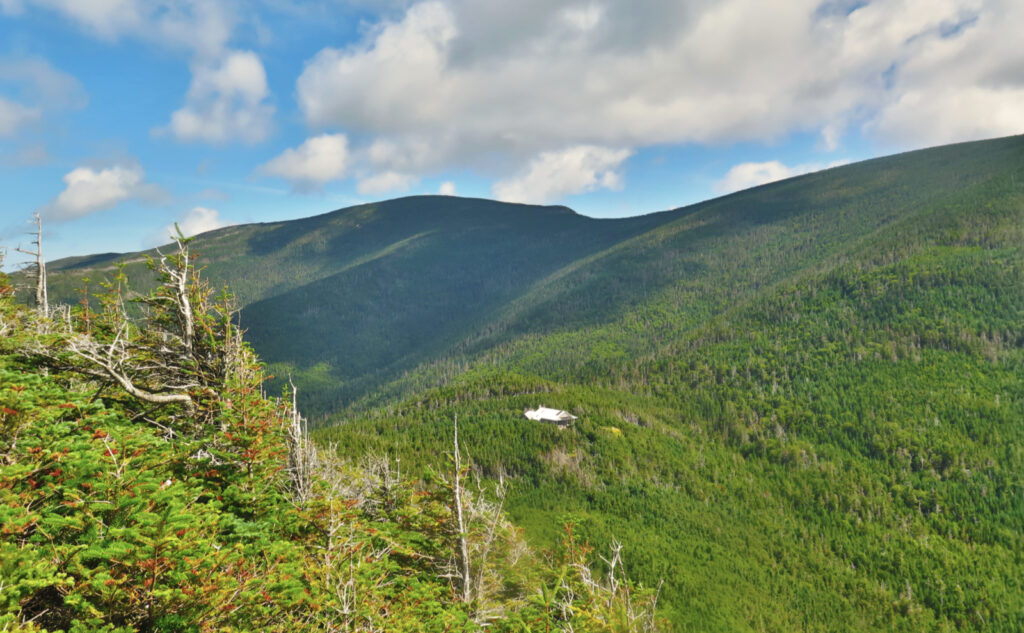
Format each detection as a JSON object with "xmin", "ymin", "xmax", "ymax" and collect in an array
[{"xmin": 0, "ymin": 244, "xmax": 661, "ymax": 632}]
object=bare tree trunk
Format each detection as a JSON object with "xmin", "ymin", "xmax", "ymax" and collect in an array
[
  {"xmin": 453, "ymin": 414, "xmax": 472, "ymax": 603},
  {"xmin": 15, "ymin": 212, "xmax": 47, "ymax": 318},
  {"xmin": 163, "ymin": 230, "xmax": 194, "ymax": 354},
  {"xmin": 286, "ymin": 376, "xmax": 317, "ymax": 504},
  {"xmin": 474, "ymin": 474, "xmax": 505, "ymax": 607}
]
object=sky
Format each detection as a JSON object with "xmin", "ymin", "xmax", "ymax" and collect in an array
[{"xmin": 1, "ymin": 0, "xmax": 1023, "ymax": 267}]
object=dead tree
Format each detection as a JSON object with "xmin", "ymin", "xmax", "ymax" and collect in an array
[
  {"xmin": 23, "ymin": 228, "xmax": 242, "ymax": 429},
  {"xmin": 0, "ymin": 246, "xmax": 11, "ymax": 336},
  {"xmin": 452, "ymin": 414, "xmax": 473, "ymax": 603},
  {"xmin": 15, "ymin": 212, "xmax": 47, "ymax": 318},
  {"xmin": 471, "ymin": 470, "xmax": 508, "ymax": 615},
  {"xmin": 286, "ymin": 376, "xmax": 318, "ymax": 505},
  {"xmin": 441, "ymin": 417, "xmax": 529, "ymax": 622},
  {"xmin": 64, "ymin": 232, "xmax": 204, "ymax": 410}
]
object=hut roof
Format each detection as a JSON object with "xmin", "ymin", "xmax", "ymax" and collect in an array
[{"xmin": 524, "ymin": 406, "xmax": 577, "ymax": 423}]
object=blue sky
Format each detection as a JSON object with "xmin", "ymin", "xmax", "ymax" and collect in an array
[{"xmin": 1, "ymin": 0, "xmax": 1022, "ymax": 266}]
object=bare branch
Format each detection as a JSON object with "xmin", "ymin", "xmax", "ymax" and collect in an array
[
  {"xmin": 67, "ymin": 332, "xmax": 194, "ymax": 406},
  {"xmin": 14, "ymin": 213, "xmax": 47, "ymax": 318}
]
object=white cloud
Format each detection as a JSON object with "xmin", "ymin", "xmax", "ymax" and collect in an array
[
  {"xmin": 168, "ymin": 206, "xmax": 231, "ymax": 238},
  {"xmin": 873, "ymin": 86, "xmax": 1024, "ymax": 147},
  {"xmin": 5, "ymin": 4, "xmax": 248, "ymax": 150},
  {"xmin": 164, "ymin": 50, "xmax": 274, "ymax": 144},
  {"xmin": 9, "ymin": 0, "xmax": 1020, "ymax": 204},
  {"xmin": 714, "ymin": 159, "xmax": 850, "ymax": 195},
  {"xmin": 493, "ymin": 145, "xmax": 631, "ymax": 204},
  {"xmin": 44, "ymin": 162, "xmax": 162, "ymax": 221},
  {"xmin": 438, "ymin": 181, "xmax": 456, "ymax": 195},
  {"xmin": 0, "ymin": 0, "xmax": 24, "ymax": 14},
  {"xmin": 2, "ymin": 143, "xmax": 50, "ymax": 166},
  {"xmin": 29, "ymin": 0, "xmax": 141, "ymax": 40},
  {"xmin": 365, "ymin": 136, "xmax": 438, "ymax": 173},
  {"xmin": 195, "ymin": 187, "xmax": 230, "ymax": 201},
  {"xmin": 357, "ymin": 171, "xmax": 416, "ymax": 196},
  {"xmin": 820, "ymin": 122, "xmax": 844, "ymax": 152},
  {"xmin": 865, "ymin": 0, "xmax": 1024, "ymax": 147},
  {"xmin": 150, "ymin": 1, "xmax": 234, "ymax": 58},
  {"xmin": 297, "ymin": 2, "xmax": 457, "ymax": 132},
  {"xmin": 293, "ymin": 0, "xmax": 1024, "ymax": 195},
  {"xmin": 7, "ymin": 0, "xmax": 233, "ymax": 57},
  {"xmin": 0, "ymin": 57, "xmax": 88, "ymax": 109},
  {"xmin": 0, "ymin": 97, "xmax": 39, "ymax": 136},
  {"xmin": 561, "ymin": 5, "xmax": 603, "ymax": 32},
  {"xmin": 260, "ymin": 133, "xmax": 350, "ymax": 190},
  {"xmin": 0, "ymin": 56, "xmax": 86, "ymax": 136}
]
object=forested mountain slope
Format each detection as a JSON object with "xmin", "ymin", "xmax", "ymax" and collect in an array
[
  {"xmin": 315, "ymin": 135, "xmax": 1024, "ymax": 631},
  {"xmin": 29, "ymin": 134, "xmax": 1024, "ymax": 631}
]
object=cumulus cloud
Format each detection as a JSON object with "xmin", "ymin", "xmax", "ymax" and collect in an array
[
  {"xmin": 365, "ymin": 136, "xmax": 439, "ymax": 174},
  {"xmin": 298, "ymin": 3, "xmax": 455, "ymax": 129},
  {"xmin": 164, "ymin": 51, "xmax": 274, "ymax": 144},
  {"xmin": 493, "ymin": 145, "xmax": 631, "ymax": 204},
  {"xmin": 258, "ymin": 132, "xmax": 420, "ymax": 196},
  {"xmin": 167, "ymin": 206, "xmax": 231, "ymax": 238},
  {"xmin": 865, "ymin": 0, "xmax": 1024, "ymax": 147},
  {"xmin": 260, "ymin": 134, "xmax": 350, "ymax": 191},
  {"xmin": 714, "ymin": 159, "xmax": 850, "ymax": 195},
  {"xmin": 292, "ymin": 0, "xmax": 1024, "ymax": 198},
  {"xmin": 872, "ymin": 87, "xmax": 1024, "ymax": 147},
  {"xmin": 44, "ymin": 162, "xmax": 162, "ymax": 221},
  {"xmin": 296, "ymin": 0, "xmax": 835, "ymax": 165},
  {"xmin": 357, "ymin": 171, "xmax": 416, "ymax": 196},
  {"xmin": 5, "ymin": 3, "xmax": 255, "ymax": 148},
  {"xmin": 438, "ymin": 181, "xmax": 456, "ymax": 195}
]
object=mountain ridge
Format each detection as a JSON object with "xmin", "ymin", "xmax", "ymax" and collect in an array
[{"xmin": 31, "ymin": 135, "xmax": 1024, "ymax": 417}]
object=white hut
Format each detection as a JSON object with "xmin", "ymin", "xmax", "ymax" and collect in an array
[{"xmin": 524, "ymin": 406, "xmax": 577, "ymax": 428}]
